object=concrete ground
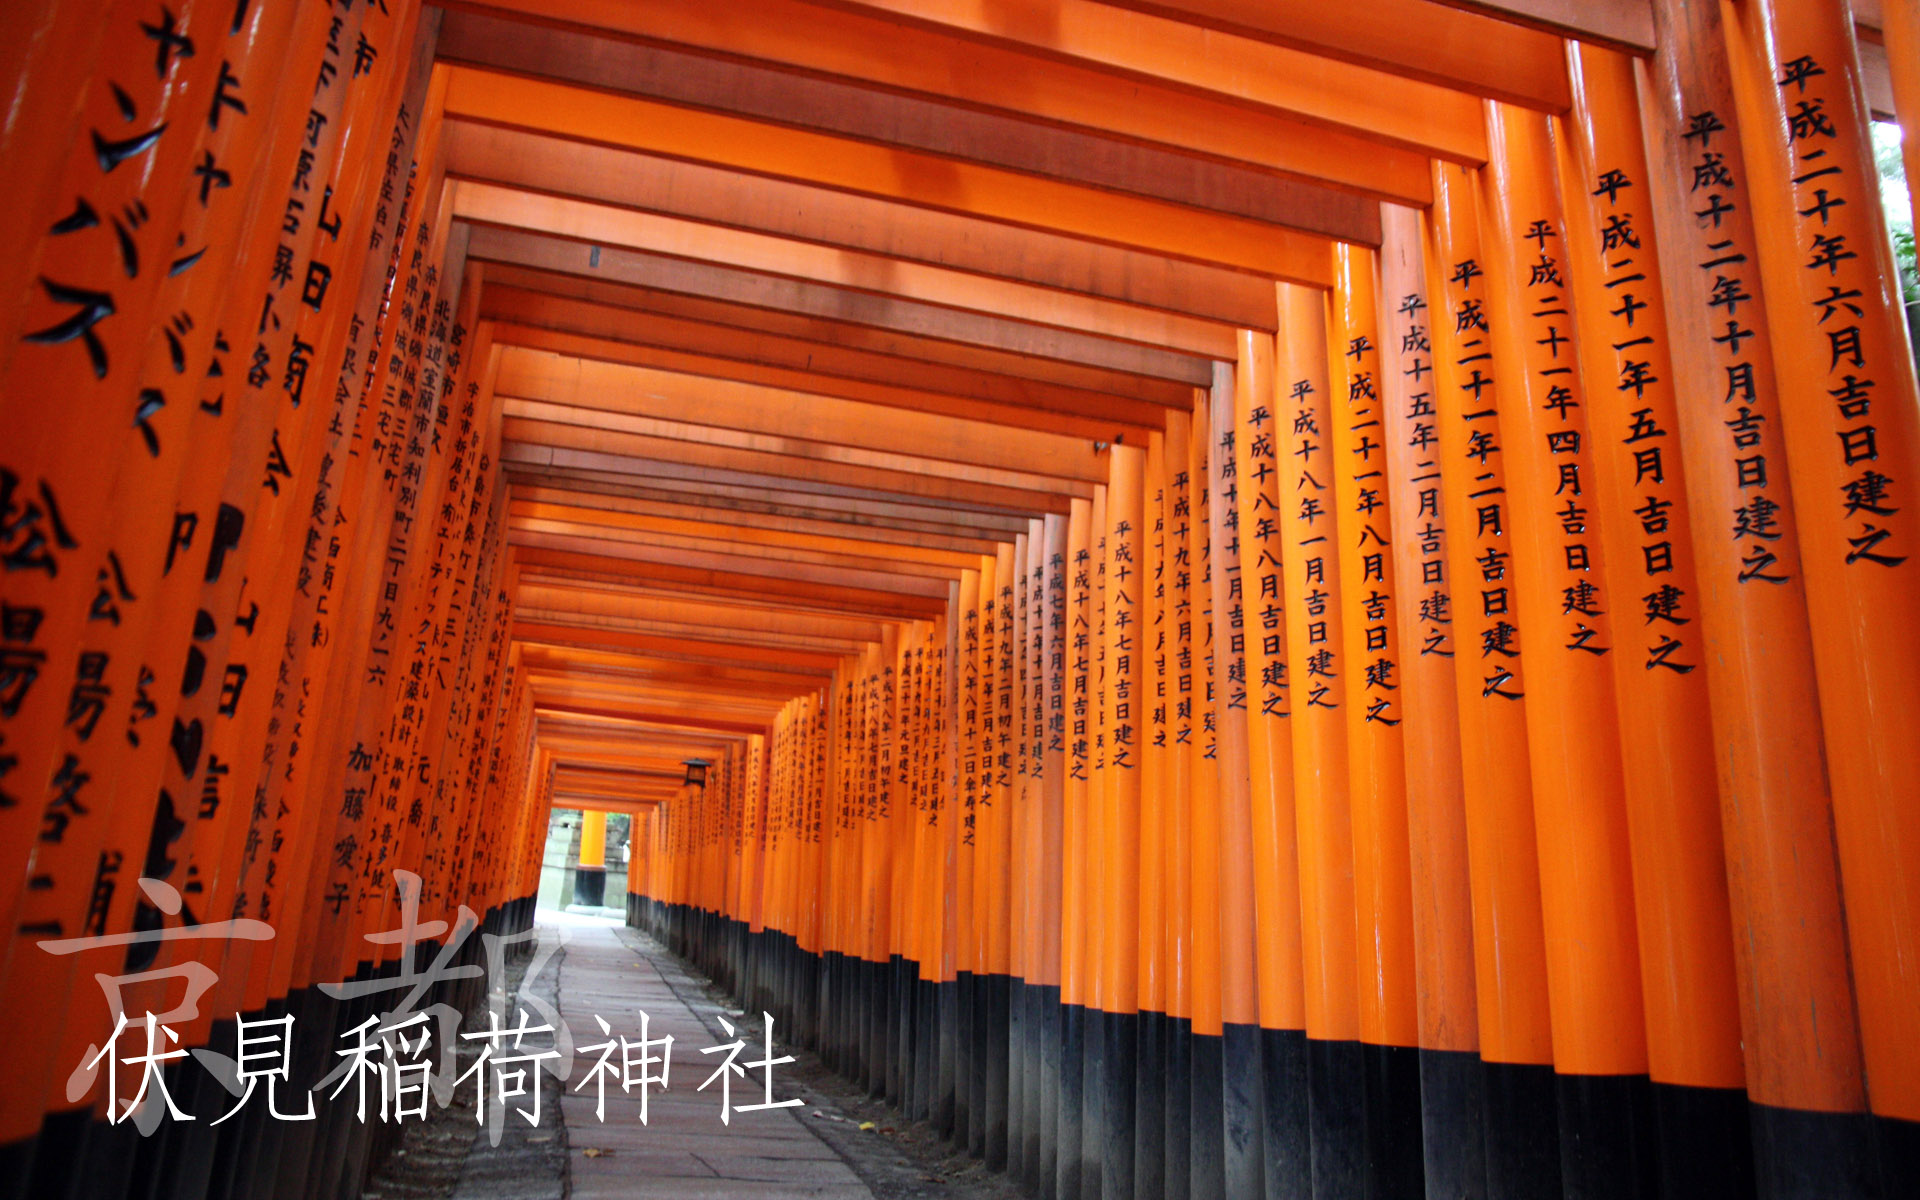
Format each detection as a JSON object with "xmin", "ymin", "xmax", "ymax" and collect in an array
[
  {"xmin": 365, "ymin": 911, "xmax": 1020, "ymax": 1200},
  {"xmin": 559, "ymin": 913, "xmax": 871, "ymax": 1199}
]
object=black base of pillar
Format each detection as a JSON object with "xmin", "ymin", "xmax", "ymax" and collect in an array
[
  {"xmin": 1484, "ymin": 1059, "xmax": 1563, "ymax": 1200},
  {"xmin": 573, "ymin": 865, "xmax": 607, "ymax": 907},
  {"xmin": 1651, "ymin": 1080, "xmax": 1753, "ymax": 1200},
  {"xmin": 1058, "ymin": 1002, "xmax": 1085, "ymax": 1200},
  {"xmin": 1189, "ymin": 1028, "xmax": 1225, "ymax": 1199},
  {"xmin": 1222, "ymin": 1021, "xmax": 1265, "ymax": 1198},
  {"xmin": 1556, "ymin": 1071, "xmax": 1659, "ymax": 1199},
  {"xmin": 1134, "ymin": 1009, "xmax": 1167, "ymax": 1199},
  {"xmin": 1165, "ymin": 1016, "xmax": 1191, "ymax": 1200},
  {"xmin": 1306, "ymin": 1037, "xmax": 1366, "ymax": 1198},
  {"xmin": 1418, "ymin": 1046, "xmax": 1488, "ymax": 1199},
  {"xmin": 1261, "ymin": 1026, "xmax": 1312, "ymax": 1199},
  {"xmin": 1364, "ymin": 1040, "xmax": 1427, "ymax": 1199}
]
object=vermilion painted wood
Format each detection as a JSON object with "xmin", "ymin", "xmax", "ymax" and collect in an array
[
  {"xmin": 1327, "ymin": 247, "xmax": 1421, "ymax": 1054},
  {"xmin": 1726, "ymin": 0, "xmax": 1920, "ymax": 1124},
  {"xmin": 1561, "ymin": 42, "xmax": 1745, "ymax": 1093},
  {"xmin": 1376, "ymin": 205, "xmax": 1480, "ymax": 1060},
  {"xmin": 1274, "ymin": 284, "xmax": 1360, "ymax": 1052},
  {"xmin": 1423, "ymin": 163, "xmax": 1556, "ymax": 1071},
  {"xmin": 443, "ymin": 0, "xmax": 1436, "ymax": 201}
]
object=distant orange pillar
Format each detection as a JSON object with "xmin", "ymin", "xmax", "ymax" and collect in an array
[
  {"xmin": 1184, "ymin": 390, "xmax": 1227, "ymax": 1197},
  {"xmin": 575, "ymin": 809, "xmax": 609, "ymax": 906}
]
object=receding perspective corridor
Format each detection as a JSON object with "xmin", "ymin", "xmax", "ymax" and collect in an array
[{"xmin": 1, "ymin": 1, "xmax": 1919, "ymax": 1198}]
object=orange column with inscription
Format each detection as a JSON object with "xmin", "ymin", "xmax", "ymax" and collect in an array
[
  {"xmin": 1328, "ymin": 244, "xmax": 1426, "ymax": 1197},
  {"xmin": 1232, "ymin": 329, "xmax": 1312, "ymax": 1192},
  {"xmin": 1009, "ymin": 526, "xmax": 1035, "ymax": 1179},
  {"xmin": 1726, "ymin": 0, "xmax": 1920, "ymax": 1152},
  {"xmin": 1133, "ymin": 433, "xmax": 1169, "ymax": 1199},
  {"xmin": 1426, "ymin": 160, "xmax": 1562, "ymax": 1198},
  {"xmin": 1275, "ymin": 282, "xmax": 1364, "ymax": 1198},
  {"xmin": 1034, "ymin": 512, "xmax": 1067, "ymax": 1193},
  {"xmin": 1561, "ymin": 41, "xmax": 1754, "ymax": 1195},
  {"xmin": 1098, "ymin": 444, "xmax": 1144, "ymax": 1200},
  {"xmin": 1056, "ymin": 497, "xmax": 1092, "ymax": 1200},
  {"xmin": 955, "ymin": 560, "xmax": 985, "ymax": 1153},
  {"xmin": 1379, "ymin": 200, "xmax": 1489, "ymax": 1197},
  {"xmin": 1482, "ymin": 99, "xmax": 1655, "ymax": 1194},
  {"xmin": 1076, "ymin": 483, "xmax": 1107, "ymax": 1195},
  {"xmin": 1210, "ymin": 354, "xmax": 1266, "ymax": 1199},
  {"xmin": 1184, "ymin": 391, "xmax": 1227, "ymax": 1199},
  {"xmin": 1159, "ymin": 408, "xmax": 1198, "ymax": 1200}
]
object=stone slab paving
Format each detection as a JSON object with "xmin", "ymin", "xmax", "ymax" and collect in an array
[{"xmin": 549, "ymin": 913, "xmax": 875, "ymax": 1199}]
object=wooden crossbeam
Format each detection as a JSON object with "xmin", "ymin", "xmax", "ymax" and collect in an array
[
  {"xmin": 454, "ymin": 182, "xmax": 1249, "ymax": 356},
  {"xmin": 468, "ymin": 226, "xmax": 1213, "ymax": 384},
  {"xmin": 439, "ymin": 130, "xmax": 1299, "ymax": 328},
  {"xmin": 491, "ymin": 320, "xmax": 1163, "ymax": 443},
  {"xmin": 483, "ymin": 286, "xmax": 1179, "ymax": 433},
  {"xmin": 504, "ymin": 418, "xmax": 1079, "ymax": 512},
  {"xmin": 442, "ymin": 0, "xmax": 1437, "ymax": 199},
  {"xmin": 436, "ymin": 8, "xmax": 1386, "ymax": 237},
  {"xmin": 482, "ymin": 263, "xmax": 1201, "ymax": 405}
]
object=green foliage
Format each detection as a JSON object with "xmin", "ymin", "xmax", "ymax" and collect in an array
[
  {"xmin": 1893, "ymin": 222, "xmax": 1919, "ymax": 307},
  {"xmin": 1874, "ymin": 121, "xmax": 1918, "ymax": 307}
]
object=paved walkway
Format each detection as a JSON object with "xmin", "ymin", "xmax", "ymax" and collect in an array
[{"xmin": 549, "ymin": 913, "xmax": 875, "ymax": 1200}]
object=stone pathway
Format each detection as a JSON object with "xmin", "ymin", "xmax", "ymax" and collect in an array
[{"xmin": 552, "ymin": 914, "xmax": 875, "ymax": 1200}]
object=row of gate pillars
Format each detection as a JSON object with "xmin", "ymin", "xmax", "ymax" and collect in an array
[
  {"xmin": 639, "ymin": 899, "xmax": 1451, "ymax": 1200},
  {"xmin": 619, "ymin": 7, "xmax": 1920, "ymax": 1195},
  {"xmin": 0, "ymin": 2, "xmax": 552, "ymax": 1198},
  {"xmin": 14, "ymin": 900, "xmax": 537, "ymax": 1200},
  {"xmin": 2, "ymin": 0, "xmax": 1920, "ymax": 1199}
]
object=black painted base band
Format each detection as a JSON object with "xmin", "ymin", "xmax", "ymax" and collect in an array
[
  {"xmin": 572, "ymin": 865, "xmax": 607, "ymax": 907},
  {"xmin": 616, "ymin": 897, "xmax": 1920, "ymax": 1200}
]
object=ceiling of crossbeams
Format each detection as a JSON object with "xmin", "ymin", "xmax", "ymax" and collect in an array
[{"xmin": 435, "ymin": 0, "xmax": 1899, "ymax": 797}]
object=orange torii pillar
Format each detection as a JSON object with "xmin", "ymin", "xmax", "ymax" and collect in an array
[
  {"xmin": 1275, "ymin": 282, "xmax": 1368, "ymax": 1199},
  {"xmin": 1133, "ymin": 432, "xmax": 1172, "ymax": 1200},
  {"xmin": 574, "ymin": 809, "xmax": 608, "ymax": 907},
  {"xmin": 948, "ymin": 566, "xmax": 979, "ymax": 1149},
  {"xmin": 1722, "ymin": 3, "xmax": 1920, "ymax": 1188},
  {"xmin": 1034, "ymin": 517, "xmax": 1069, "ymax": 1197},
  {"xmin": 1379, "ymin": 202, "xmax": 1488, "ymax": 1198},
  {"xmin": 0, "ymin": 7, "xmax": 542, "ymax": 1198},
  {"xmin": 1641, "ymin": 2, "xmax": 1899, "ymax": 1194},
  {"xmin": 1184, "ymin": 390, "xmax": 1228, "ymax": 1200},
  {"xmin": 1233, "ymin": 325, "xmax": 1315, "ymax": 1195},
  {"xmin": 1075, "ymin": 484, "xmax": 1108, "ymax": 1197},
  {"xmin": 1098, "ymin": 443, "xmax": 1145, "ymax": 1200},
  {"xmin": 1208, "ymin": 359, "xmax": 1266, "ymax": 1199},
  {"xmin": 1481, "ymin": 101, "xmax": 1656, "ymax": 1195},
  {"xmin": 1057, "ymin": 495, "xmax": 1094, "ymax": 1200},
  {"xmin": 1561, "ymin": 41, "xmax": 1752, "ymax": 1195},
  {"xmin": 1328, "ymin": 243, "xmax": 1426, "ymax": 1197},
  {"xmin": 1158, "ymin": 412, "xmax": 1198, "ymax": 1199},
  {"xmin": 1425, "ymin": 161, "xmax": 1562, "ymax": 1198}
]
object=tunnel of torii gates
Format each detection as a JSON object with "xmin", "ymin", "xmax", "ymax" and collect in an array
[{"xmin": 5, "ymin": 0, "xmax": 1920, "ymax": 1198}]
